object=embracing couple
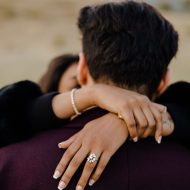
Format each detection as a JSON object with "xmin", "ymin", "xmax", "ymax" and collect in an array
[{"xmin": 0, "ymin": 1, "xmax": 190, "ymax": 190}]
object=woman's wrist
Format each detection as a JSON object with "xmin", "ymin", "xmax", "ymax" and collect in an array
[
  {"xmin": 52, "ymin": 86, "xmax": 96, "ymax": 119},
  {"xmin": 90, "ymin": 84, "xmax": 109, "ymax": 109}
]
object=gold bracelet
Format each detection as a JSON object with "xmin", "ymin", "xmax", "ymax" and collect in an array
[{"xmin": 71, "ymin": 88, "xmax": 82, "ymax": 116}]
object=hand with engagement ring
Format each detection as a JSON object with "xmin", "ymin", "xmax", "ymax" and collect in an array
[
  {"xmin": 53, "ymin": 113, "xmax": 128, "ymax": 190},
  {"xmin": 53, "ymin": 112, "xmax": 174, "ymax": 190},
  {"xmin": 87, "ymin": 153, "xmax": 98, "ymax": 163}
]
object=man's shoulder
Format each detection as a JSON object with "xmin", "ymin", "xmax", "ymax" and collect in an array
[
  {"xmin": 64, "ymin": 107, "xmax": 107, "ymax": 129},
  {"xmin": 156, "ymin": 81, "xmax": 190, "ymax": 105}
]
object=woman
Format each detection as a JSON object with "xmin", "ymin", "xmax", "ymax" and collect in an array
[{"xmin": 39, "ymin": 54, "xmax": 79, "ymax": 93}]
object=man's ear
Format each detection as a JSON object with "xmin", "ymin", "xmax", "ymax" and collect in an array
[
  {"xmin": 156, "ymin": 69, "xmax": 170, "ymax": 96},
  {"xmin": 77, "ymin": 52, "xmax": 88, "ymax": 86}
]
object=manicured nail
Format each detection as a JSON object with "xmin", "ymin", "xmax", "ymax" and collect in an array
[
  {"xmin": 76, "ymin": 185, "xmax": 83, "ymax": 190},
  {"xmin": 58, "ymin": 143, "xmax": 63, "ymax": 148},
  {"xmin": 53, "ymin": 170, "xmax": 61, "ymax": 179},
  {"xmin": 157, "ymin": 136, "xmax": 162, "ymax": 144},
  {"xmin": 89, "ymin": 179, "xmax": 95, "ymax": 186},
  {"xmin": 58, "ymin": 181, "xmax": 66, "ymax": 190},
  {"xmin": 133, "ymin": 137, "xmax": 138, "ymax": 142}
]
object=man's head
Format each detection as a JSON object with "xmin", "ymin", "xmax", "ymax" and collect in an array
[{"xmin": 77, "ymin": 1, "xmax": 178, "ymax": 98}]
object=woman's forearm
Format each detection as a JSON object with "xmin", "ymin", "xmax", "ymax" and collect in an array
[
  {"xmin": 52, "ymin": 84, "xmax": 172, "ymax": 142},
  {"xmin": 52, "ymin": 86, "xmax": 96, "ymax": 119}
]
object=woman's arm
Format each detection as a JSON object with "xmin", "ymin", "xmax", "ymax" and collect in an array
[
  {"xmin": 0, "ymin": 81, "xmax": 164, "ymax": 147},
  {"xmin": 52, "ymin": 84, "xmax": 166, "ymax": 142}
]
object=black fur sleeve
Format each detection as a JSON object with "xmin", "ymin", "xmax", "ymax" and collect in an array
[
  {"xmin": 156, "ymin": 81, "xmax": 190, "ymax": 106},
  {"xmin": 156, "ymin": 81, "xmax": 190, "ymax": 147},
  {"xmin": 0, "ymin": 80, "xmax": 43, "ymax": 147}
]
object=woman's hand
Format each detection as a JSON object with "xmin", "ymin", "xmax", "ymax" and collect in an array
[
  {"xmin": 52, "ymin": 83, "xmax": 167, "ymax": 143},
  {"xmin": 53, "ymin": 113, "xmax": 128, "ymax": 190},
  {"xmin": 93, "ymin": 84, "xmax": 167, "ymax": 142},
  {"xmin": 53, "ymin": 109, "xmax": 174, "ymax": 190}
]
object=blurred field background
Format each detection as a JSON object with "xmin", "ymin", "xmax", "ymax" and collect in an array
[{"xmin": 0, "ymin": 0, "xmax": 190, "ymax": 87}]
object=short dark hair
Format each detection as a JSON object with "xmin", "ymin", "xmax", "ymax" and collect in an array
[
  {"xmin": 78, "ymin": 1, "xmax": 178, "ymax": 97},
  {"xmin": 39, "ymin": 54, "xmax": 79, "ymax": 92}
]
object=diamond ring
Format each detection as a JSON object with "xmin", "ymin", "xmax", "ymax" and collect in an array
[{"xmin": 87, "ymin": 153, "xmax": 98, "ymax": 163}]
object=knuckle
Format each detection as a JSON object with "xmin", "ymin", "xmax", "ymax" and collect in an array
[
  {"xmin": 142, "ymin": 133, "xmax": 148, "ymax": 138},
  {"xmin": 64, "ymin": 173, "xmax": 72, "ymax": 181},
  {"xmin": 156, "ymin": 114, "xmax": 162, "ymax": 122},
  {"xmin": 120, "ymin": 102, "xmax": 129, "ymax": 112},
  {"xmin": 78, "ymin": 179, "xmax": 86, "ymax": 187},
  {"xmin": 71, "ymin": 158, "xmax": 80, "ymax": 168},
  {"xmin": 139, "ymin": 121, "xmax": 148, "ymax": 128},
  {"xmin": 127, "ymin": 121, "xmax": 136, "ymax": 128},
  {"xmin": 148, "ymin": 125, "xmax": 154, "ymax": 130},
  {"xmin": 98, "ymin": 163, "xmax": 106, "ymax": 171},
  {"xmin": 129, "ymin": 98, "xmax": 137, "ymax": 106},
  {"xmin": 64, "ymin": 149, "xmax": 73, "ymax": 158},
  {"xmin": 149, "ymin": 122, "xmax": 156, "ymax": 129},
  {"xmin": 93, "ymin": 172, "xmax": 100, "ymax": 181},
  {"xmin": 156, "ymin": 127, "xmax": 162, "ymax": 132},
  {"xmin": 57, "ymin": 161, "xmax": 66, "ymax": 170},
  {"xmin": 87, "ymin": 163, "xmax": 96, "ymax": 170},
  {"xmin": 81, "ymin": 143, "xmax": 91, "ymax": 152},
  {"xmin": 138, "ymin": 95, "xmax": 149, "ymax": 103}
]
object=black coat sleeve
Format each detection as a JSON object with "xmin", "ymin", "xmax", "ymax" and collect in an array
[
  {"xmin": 0, "ymin": 81, "xmax": 43, "ymax": 147},
  {"xmin": 25, "ymin": 92, "xmax": 69, "ymax": 131},
  {"xmin": 0, "ymin": 81, "xmax": 67, "ymax": 147},
  {"xmin": 156, "ymin": 81, "xmax": 190, "ymax": 147}
]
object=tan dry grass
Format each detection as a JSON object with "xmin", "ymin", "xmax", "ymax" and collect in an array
[{"xmin": 0, "ymin": 0, "xmax": 189, "ymax": 87}]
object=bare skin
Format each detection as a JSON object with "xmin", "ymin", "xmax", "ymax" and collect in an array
[
  {"xmin": 51, "ymin": 84, "xmax": 174, "ymax": 190},
  {"xmin": 58, "ymin": 63, "xmax": 78, "ymax": 93},
  {"xmin": 52, "ymin": 84, "xmax": 166, "ymax": 142},
  {"xmin": 54, "ymin": 112, "xmax": 174, "ymax": 190}
]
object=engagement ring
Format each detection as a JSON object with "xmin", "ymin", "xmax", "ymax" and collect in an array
[{"xmin": 87, "ymin": 153, "xmax": 98, "ymax": 163}]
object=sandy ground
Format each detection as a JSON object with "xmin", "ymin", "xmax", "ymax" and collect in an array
[{"xmin": 0, "ymin": 0, "xmax": 190, "ymax": 87}]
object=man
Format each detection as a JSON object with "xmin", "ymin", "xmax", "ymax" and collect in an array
[{"xmin": 0, "ymin": 1, "xmax": 190, "ymax": 190}]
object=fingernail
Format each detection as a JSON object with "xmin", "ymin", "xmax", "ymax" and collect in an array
[
  {"xmin": 53, "ymin": 170, "xmax": 61, "ymax": 179},
  {"xmin": 76, "ymin": 185, "xmax": 83, "ymax": 190},
  {"xmin": 89, "ymin": 179, "xmax": 95, "ymax": 186},
  {"xmin": 157, "ymin": 136, "xmax": 162, "ymax": 144},
  {"xmin": 58, "ymin": 142, "xmax": 65, "ymax": 148},
  {"xmin": 58, "ymin": 143, "xmax": 62, "ymax": 148},
  {"xmin": 58, "ymin": 181, "xmax": 66, "ymax": 190},
  {"xmin": 133, "ymin": 137, "xmax": 138, "ymax": 142}
]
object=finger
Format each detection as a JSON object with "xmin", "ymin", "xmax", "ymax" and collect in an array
[
  {"xmin": 58, "ymin": 133, "xmax": 79, "ymax": 149},
  {"xmin": 133, "ymin": 106, "xmax": 148, "ymax": 137},
  {"xmin": 76, "ymin": 151, "xmax": 101, "ymax": 190},
  {"xmin": 121, "ymin": 109, "xmax": 138, "ymax": 141},
  {"xmin": 152, "ymin": 103, "xmax": 167, "ymax": 113},
  {"xmin": 58, "ymin": 147, "xmax": 89, "ymax": 190},
  {"xmin": 88, "ymin": 152, "xmax": 112, "ymax": 186},
  {"xmin": 149, "ymin": 106, "xmax": 163, "ymax": 143},
  {"xmin": 53, "ymin": 141, "xmax": 81, "ymax": 179},
  {"xmin": 140, "ymin": 106, "xmax": 156, "ymax": 138}
]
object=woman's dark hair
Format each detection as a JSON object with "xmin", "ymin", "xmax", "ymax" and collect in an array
[
  {"xmin": 39, "ymin": 54, "xmax": 79, "ymax": 92},
  {"xmin": 78, "ymin": 1, "xmax": 178, "ymax": 97}
]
